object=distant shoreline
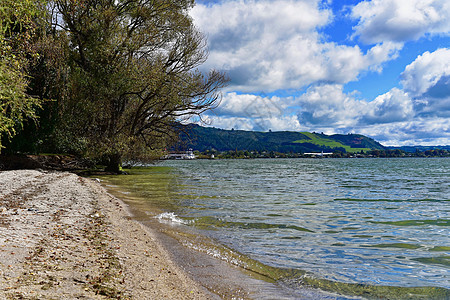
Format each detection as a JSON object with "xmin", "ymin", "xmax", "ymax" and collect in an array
[{"xmin": 163, "ymin": 151, "xmax": 450, "ymax": 160}]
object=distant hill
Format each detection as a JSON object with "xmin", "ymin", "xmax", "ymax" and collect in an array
[{"xmin": 175, "ymin": 124, "xmax": 385, "ymax": 153}]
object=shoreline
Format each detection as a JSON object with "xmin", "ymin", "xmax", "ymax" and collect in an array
[
  {"xmin": 0, "ymin": 170, "xmax": 216, "ymax": 299},
  {"xmin": 98, "ymin": 171, "xmax": 301, "ymax": 299}
]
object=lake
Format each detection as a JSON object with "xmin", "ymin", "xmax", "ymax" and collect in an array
[{"xmin": 100, "ymin": 158, "xmax": 449, "ymax": 299}]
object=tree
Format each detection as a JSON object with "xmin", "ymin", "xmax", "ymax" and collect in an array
[
  {"xmin": 0, "ymin": 0, "xmax": 44, "ymax": 152},
  {"xmin": 51, "ymin": 0, "xmax": 227, "ymax": 172}
]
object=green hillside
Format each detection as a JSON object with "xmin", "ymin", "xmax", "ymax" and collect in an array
[
  {"xmin": 176, "ymin": 125, "xmax": 385, "ymax": 153},
  {"xmin": 293, "ymin": 132, "xmax": 374, "ymax": 153}
]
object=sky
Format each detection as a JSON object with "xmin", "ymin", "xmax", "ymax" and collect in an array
[{"xmin": 189, "ymin": 0, "xmax": 450, "ymax": 146}]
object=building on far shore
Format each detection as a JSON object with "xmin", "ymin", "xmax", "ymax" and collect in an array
[
  {"xmin": 304, "ymin": 151, "xmax": 333, "ymax": 157},
  {"xmin": 163, "ymin": 149, "xmax": 196, "ymax": 160}
]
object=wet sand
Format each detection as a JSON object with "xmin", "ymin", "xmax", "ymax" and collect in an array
[{"xmin": 0, "ymin": 170, "xmax": 216, "ymax": 299}]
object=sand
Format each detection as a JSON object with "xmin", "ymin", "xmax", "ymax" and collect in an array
[{"xmin": 0, "ymin": 170, "xmax": 216, "ymax": 299}]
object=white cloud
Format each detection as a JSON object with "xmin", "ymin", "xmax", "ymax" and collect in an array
[
  {"xmin": 191, "ymin": 0, "xmax": 401, "ymax": 92},
  {"xmin": 352, "ymin": 0, "xmax": 450, "ymax": 44},
  {"xmin": 358, "ymin": 118, "xmax": 450, "ymax": 146},
  {"xmin": 365, "ymin": 42, "xmax": 403, "ymax": 72},
  {"xmin": 296, "ymin": 84, "xmax": 416, "ymax": 127},
  {"xmin": 200, "ymin": 115, "xmax": 256, "ymax": 131},
  {"xmin": 192, "ymin": 0, "xmax": 330, "ymax": 43},
  {"xmin": 400, "ymin": 48, "xmax": 450, "ymax": 118},
  {"xmin": 202, "ymin": 114, "xmax": 302, "ymax": 132},
  {"xmin": 401, "ymin": 48, "xmax": 450, "ymax": 96},
  {"xmin": 363, "ymin": 88, "xmax": 414, "ymax": 123},
  {"xmin": 209, "ymin": 84, "xmax": 417, "ymax": 136},
  {"xmin": 191, "ymin": 0, "xmax": 331, "ymax": 91},
  {"xmin": 296, "ymin": 84, "xmax": 366, "ymax": 128},
  {"xmin": 207, "ymin": 92, "xmax": 301, "ymax": 131},
  {"xmin": 213, "ymin": 92, "xmax": 286, "ymax": 118}
]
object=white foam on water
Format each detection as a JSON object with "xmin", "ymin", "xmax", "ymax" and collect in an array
[{"xmin": 155, "ymin": 212, "xmax": 189, "ymax": 225}]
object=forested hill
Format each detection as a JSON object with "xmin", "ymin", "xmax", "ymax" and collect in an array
[{"xmin": 175, "ymin": 124, "xmax": 385, "ymax": 153}]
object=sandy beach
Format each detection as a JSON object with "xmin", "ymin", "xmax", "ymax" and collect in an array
[{"xmin": 0, "ymin": 170, "xmax": 216, "ymax": 299}]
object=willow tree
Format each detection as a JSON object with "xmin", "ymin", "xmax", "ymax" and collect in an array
[
  {"xmin": 52, "ymin": 0, "xmax": 227, "ymax": 172},
  {"xmin": 0, "ymin": 0, "xmax": 44, "ymax": 152}
]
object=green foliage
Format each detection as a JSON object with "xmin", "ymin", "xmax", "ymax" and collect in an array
[
  {"xmin": 0, "ymin": 0, "xmax": 44, "ymax": 151},
  {"xmin": 0, "ymin": 60, "xmax": 41, "ymax": 144}
]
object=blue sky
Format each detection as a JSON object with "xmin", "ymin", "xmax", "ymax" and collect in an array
[{"xmin": 190, "ymin": 0, "xmax": 450, "ymax": 146}]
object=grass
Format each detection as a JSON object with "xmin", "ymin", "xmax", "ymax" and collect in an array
[{"xmin": 293, "ymin": 132, "xmax": 371, "ymax": 153}]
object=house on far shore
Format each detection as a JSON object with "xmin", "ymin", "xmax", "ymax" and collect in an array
[{"xmin": 163, "ymin": 149, "xmax": 196, "ymax": 160}]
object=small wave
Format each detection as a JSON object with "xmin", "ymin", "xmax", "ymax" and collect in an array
[
  {"xmin": 182, "ymin": 240, "xmax": 245, "ymax": 266},
  {"xmin": 372, "ymin": 219, "xmax": 449, "ymax": 226},
  {"xmin": 192, "ymin": 216, "xmax": 314, "ymax": 232},
  {"xmin": 155, "ymin": 212, "xmax": 189, "ymax": 225},
  {"xmin": 361, "ymin": 243, "xmax": 422, "ymax": 249},
  {"xmin": 429, "ymin": 246, "xmax": 450, "ymax": 252},
  {"xmin": 334, "ymin": 198, "xmax": 449, "ymax": 202},
  {"xmin": 413, "ymin": 256, "xmax": 450, "ymax": 267}
]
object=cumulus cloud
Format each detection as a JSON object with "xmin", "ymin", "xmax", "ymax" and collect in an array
[
  {"xmin": 295, "ymin": 84, "xmax": 415, "ymax": 127},
  {"xmin": 191, "ymin": 0, "xmax": 401, "ymax": 92},
  {"xmin": 207, "ymin": 83, "xmax": 416, "ymax": 132},
  {"xmin": 200, "ymin": 115, "xmax": 256, "ymax": 131},
  {"xmin": 401, "ymin": 48, "xmax": 450, "ymax": 96},
  {"xmin": 203, "ymin": 113, "xmax": 302, "ymax": 132},
  {"xmin": 206, "ymin": 91, "xmax": 303, "ymax": 131},
  {"xmin": 213, "ymin": 92, "xmax": 286, "ymax": 119},
  {"xmin": 401, "ymin": 48, "xmax": 450, "ymax": 117},
  {"xmin": 358, "ymin": 118, "xmax": 450, "ymax": 146},
  {"xmin": 363, "ymin": 88, "xmax": 415, "ymax": 123},
  {"xmin": 296, "ymin": 84, "xmax": 366, "ymax": 128},
  {"xmin": 352, "ymin": 0, "xmax": 450, "ymax": 44}
]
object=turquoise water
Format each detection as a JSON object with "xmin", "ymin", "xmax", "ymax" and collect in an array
[{"xmin": 103, "ymin": 158, "xmax": 450, "ymax": 298}]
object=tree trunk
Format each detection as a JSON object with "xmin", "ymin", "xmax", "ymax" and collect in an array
[{"xmin": 105, "ymin": 153, "xmax": 122, "ymax": 174}]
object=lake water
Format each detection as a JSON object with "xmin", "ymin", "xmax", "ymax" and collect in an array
[{"xmin": 101, "ymin": 158, "xmax": 450, "ymax": 299}]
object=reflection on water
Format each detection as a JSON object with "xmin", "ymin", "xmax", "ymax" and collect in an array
[{"xmin": 100, "ymin": 158, "xmax": 450, "ymax": 298}]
